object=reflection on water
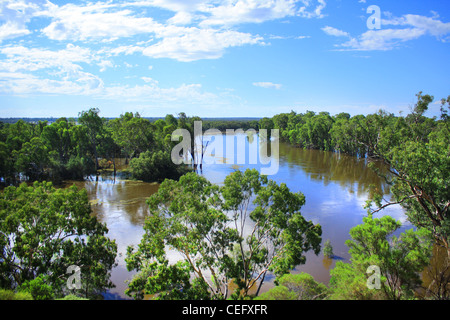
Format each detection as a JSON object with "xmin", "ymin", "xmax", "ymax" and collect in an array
[
  {"xmin": 65, "ymin": 134, "xmax": 408, "ymax": 299},
  {"xmin": 279, "ymin": 143, "xmax": 391, "ymax": 198}
]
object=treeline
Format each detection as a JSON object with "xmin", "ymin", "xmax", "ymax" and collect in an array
[
  {"xmin": 0, "ymin": 110, "xmax": 262, "ymax": 186},
  {"xmin": 258, "ymin": 92, "xmax": 449, "ymax": 159}
]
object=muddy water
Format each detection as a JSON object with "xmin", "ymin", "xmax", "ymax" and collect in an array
[{"xmin": 65, "ymin": 133, "xmax": 408, "ymax": 299}]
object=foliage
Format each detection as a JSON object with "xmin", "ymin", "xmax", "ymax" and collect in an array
[
  {"xmin": 125, "ymin": 172, "xmax": 232, "ymax": 300},
  {"xmin": 18, "ymin": 275, "xmax": 54, "ymax": 300},
  {"xmin": 0, "ymin": 181, "xmax": 117, "ymax": 299},
  {"xmin": 329, "ymin": 261, "xmax": 385, "ymax": 300},
  {"xmin": 0, "ymin": 289, "xmax": 33, "ymax": 300},
  {"xmin": 129, "ymin": 150, "xmax": 191, "ymax": 183},
  {"xmin": 56, "ymin": 294, "xmax": 89, "ymax": 300},
  {"xmin": 108, "ymin": 112, "xmax": 154, "ymax": 161},
  {"xmin": 322, "ymin": 239, "xmax": 334, "ymax": 258},
  {"xmin": 221, "ymin": 169, "xmax": 322, "ymax": 299},
  {"xmin": 125, "ymin": 169, "xmax": 321, "ymax": 300},
  {"xmin": 363, "ymin": 93, "xmax": 450, "ymax": 296},
  {"xmin": 329, "ymin": 214, "xmax": 433, "ymax": 300},
  {"xmin": 256, "ymin": 272, "xmax": 329, "ymax": 300},
  {"xmin": 254, "ymin": 285, "xmax": 297, "ymax": 300}
]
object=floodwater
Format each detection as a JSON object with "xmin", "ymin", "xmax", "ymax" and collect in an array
[{"xmin": 65, "ymin": 133, "xmax": 408, "ymax": 299}]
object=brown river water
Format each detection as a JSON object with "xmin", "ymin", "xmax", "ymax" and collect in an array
[{"xmin": 64, "ymin": 133, "xmax": 408, "ymax": 299}]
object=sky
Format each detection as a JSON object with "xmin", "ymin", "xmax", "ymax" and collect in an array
[{"xmin": 0, "ymin": 0, "xmax": 449, "ymax": 119}]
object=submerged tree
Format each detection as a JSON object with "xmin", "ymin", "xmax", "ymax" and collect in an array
[
  {"xmin": 78, "ymin": 108, "xmax": 104, "ymax": 172},
  {"xmin": 322, "ymin": 239, "xmax": 334, "ymax": 258},
  {"xmin": 125, "ymin": 169, "xmax": 321, "ymax": 300}
]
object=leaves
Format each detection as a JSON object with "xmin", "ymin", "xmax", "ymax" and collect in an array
[
  {"xmin": 126, "ymin": 169, "xmax": 321, "ymax": 300},
  {"xmin": 0, "ymin": 181, "xmax": 117, "ymax": 299},
  {"xmin": 331, "ymin": 214, "xmax": 433, "ymax": 300}
]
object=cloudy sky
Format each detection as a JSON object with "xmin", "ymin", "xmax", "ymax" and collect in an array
[{"xmin": 0, "ymin": 0, "xmax": 449, "ymax": 118}]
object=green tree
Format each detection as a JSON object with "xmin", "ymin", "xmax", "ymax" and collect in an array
[
  {"xmin": 126, "ymin": 169, "xmax": 321, "ymax": 300},
  {"xmin": 129, "ymin": 149, "xmax": 190, "ymax": 183},
  {"xmin": 323, "ymin": 239, "xmax": 334, "ymax": 258},
  {"xmin": 254, "ymin": 285, "xmax": 297, "ymax": 300},
  {"xmin": 109, "ymin": 112, "xmax": 153, "ymax": 162},
  {"xmin": 365, "ymin": 93, "xmax": 449, "ymax": 261},
  {"xmin": 0, "ymin": 181, "xmax": 117, "ymax": 299},
  {"xmin": 256, "ymin": 272, "xmax": 329, "ymax": 300},
  {"xmin": 126, "ymin": 172, "xmax": 234, "ymax": 299},
  {"xmin": 221, "ymin": 169, "xmax": 322, "ymax": 299},
  {"xmin": 78, "ymin": 108, "xmax": 104, "ymax": 171},
  {"xmin": 329, "ymin": 214, "xmax": 432, "ymax": 300},
  {"xmin": 13, "ymin": 137, "xmax": 49, "ymax": 181}
]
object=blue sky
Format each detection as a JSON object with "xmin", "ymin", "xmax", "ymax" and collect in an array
[{"xmin": 0, "ymin": 0, "xmax": 449, "ymax": 118}]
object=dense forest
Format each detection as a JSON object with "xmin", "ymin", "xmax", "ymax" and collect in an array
[{"xmin": 0, "ymin": 92, "xmax": 449, "ymax": 300}]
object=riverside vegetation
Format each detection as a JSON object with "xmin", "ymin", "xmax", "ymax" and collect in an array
[{"xmin": 0, "ymin": 92, "xmax": 448, "ymax": 300}]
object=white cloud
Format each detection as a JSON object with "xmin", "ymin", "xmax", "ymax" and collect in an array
[
  {"xmin": 385, "ymin": 14, "xmax": 450, "ymax": 40},
  {"xmin": 324, "ymin": 13, "xmax": 450, "ymax": 51},
  {"xmin": 40, "ymin": 2, "xmax": 160, "ymax": 41},
  {"xmin": 0, "ymin": 68, "xmax": 217, "ymax": 105},
  {"xmin": 98, "ymin": 60, "xmax": 114, "ymax": 72},
  {"xmin": 0, "ymin": 43, "xmax": 107, "ymax": 95},
  {"xmin": 321, "ymin": 26, "xmax": 349, "ymax": 37},
  {"xmin": 253, "ymin": 82, "xmax": 282, "ymax": 89},
  {"xmin": 0, "ymin": 71, "xmax": 104, "ymax": 95},
  {"xmin": 0, "ymin": 44, "xmax": 94, "ymax": 73},
  {"xmin": 33, "ymin": 1, "xmax": 265, "ymax": 62},
  {"xmin": 199, "ymin": 0, "xmax": 299, "ymax": 26},
  {"xmin": 141, "ymin": 76, "xmax": 159, "ymax": 86},
  {"xmin": 341, "ymin": 28, "xmax": 426, "ymax": 51},
  {"xmin": 0, "ymin": 42, "xmax": 218, "ymax": 103},
  {"xmin": 297, "ymin": 0, "xmax": 326, "ymax": 19},
  {"xmin": 142, "ymin": 28, "xmax": 263, "ymax": 62},
  {"xmin": 125, "ymin": 0, "xmax": 207, "ymax": 13},
  {"xmin": 167, "ymin": 11, "xmax": 196, "ymax": 25},
  {"xmin": 0, "ymin": 21, "xmax": 30, "ymax": 42},
  {"xmin": 0, "ymin": 0, "xmax": 46, "ymax": 42}
]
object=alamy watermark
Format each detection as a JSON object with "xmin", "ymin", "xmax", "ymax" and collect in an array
[
  {"xmin": 170, "ymin": 121, "xmax": 280, "ymax": 175},
  {"xmin": 66, "ymin": 265, "xmax": 81, "ymax": 290},
  {"xmin": 367, "ymin": 5, "xmax": 381, "ymax": 30},
  {"xmin": 366, "ymin": 265, "xmax": 381, "ymax": 290}
]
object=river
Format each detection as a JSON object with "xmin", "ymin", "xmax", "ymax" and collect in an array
[{"xmin": 64, "ymin": 132, "xmax": 408, "ymax": 299}]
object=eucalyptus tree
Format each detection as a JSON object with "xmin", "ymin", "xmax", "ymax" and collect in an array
[
  {"xmin": 78, "ymin": 108, "xmax": 104, "ymax": 172},
  {"xmin": 125, "ymin": 169, "xmax": 322, "ymax": 300},
  {"xmin": 0, "ymin": 181, "xmax": 117, "ymax": 299}
]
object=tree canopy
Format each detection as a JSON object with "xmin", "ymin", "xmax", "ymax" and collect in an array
[
  {"xmin": 125, "ymin": 169, "xmax": 322, "ymax": 300},
  {"xmin": 0, "ymin": 181, "xmax": 117, "ymax": 299}
]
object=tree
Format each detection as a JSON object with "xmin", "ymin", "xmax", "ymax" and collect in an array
[
  {"xmin": 0, "ymin": 181, "xmax": 117, "ymax": 299},
  {"xmin": 129, "ymin": 150, "xmax": 191, "ymax": 183},
  {"xmin": 78, "ymin": 108, "xmax": 104, "ymax": 172},
  {"xmin": 256, "ymin": 272, "xmax": 329, "ymax": 300},
  {"xmin": 126, "ymin": 169, "xmax": 321, "ymax": 300},
  {"xmin": 126, "ymin": 172, "xmax": 234, "ymax": 299},
  {"xmin": 221, "ymin": 169, "xmax": 322, "ymax": 299},
  {"xmin": 365, "ymin": 94, "xmax": 449, "ymax": 259},
  {"xmin": 254, "ymin": 285, "xmax": 296, "ymax": 300},
  {"xmin": 329, "ymin": 214, "xmax": 432, "ymax": 300},
  {"xmin": 13, "ymin": 137, "xmax": 49, "ymax": 181},
  {"xmin": 323, "ymin": 239, "xmax": 334, "ymax": 258},
  {"xmin": 109, "ymin": 112, "xmax": 153, "ymax": 163}
]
